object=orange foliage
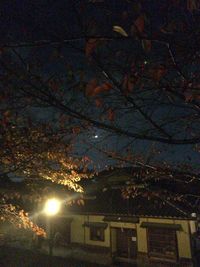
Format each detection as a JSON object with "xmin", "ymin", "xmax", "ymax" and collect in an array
[
  {"xmin": 107, "ymin": 108, "xmax": 115, "ymax": 121},
  {"xmin": 86, "ymin": 79, "xmax": 112, "ymax": 97},
  {"xmin": 187, "ymin": 0, "xmax": 199, "ymax": 12},
  {"xmin": 85, "ymin": 79, "xmax": 98, "ymax": 96},
  {"xmin": 0, "ymin": 204, "xmax": 46, "ymax": 236},
  {"xmin": 0, "ymin": 125, "xmax": 92, "ymax": 193},
  {"xmin": 95, "ymin": 98, "xmax": 103, "ymax": 107},
  {"xmin": 149, "ymin": 65, "xmax": 167, "ymax": 81},
  {"xmin": 134, "ymin": 15, "xmax": 145, "ymax": 33},
  {"xmin": 72, "ymin": 126, "xmax": 81, "ymax": 134},
  {"xmin": 85, "ymin": 39, "xmax": 99, "ymax": 57},
  {"xmin": 122, "ymin": 74, "xmax": 138, "ymax": 93},
  {"xmin": 142, "ymin": 39, "xmax": 152, "ymax": 52}
]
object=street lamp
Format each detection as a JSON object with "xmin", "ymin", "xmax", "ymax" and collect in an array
[
  {"xmin": 44, "ymin": 198, "xmax": 61, "ymax": 216},
  {"xmin": 44, "ymin": 198, "xmax": 61, "ymax": 260}
]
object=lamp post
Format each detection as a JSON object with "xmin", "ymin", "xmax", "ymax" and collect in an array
[{"xmin": 44, "ymin": 198, "xmax": 61, "ymax": 259}]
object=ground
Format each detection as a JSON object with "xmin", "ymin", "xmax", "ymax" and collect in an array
[
  {"xmin": 0, "ymin": 246, "xmax": 104, "ymax": 267},
  {"xmin": 0, "ymin": 246, "xmax": 137, "ymax": 267},
  {"xmin": 0, "ymin": 246, "xmax": 198, "ymax": 267}
]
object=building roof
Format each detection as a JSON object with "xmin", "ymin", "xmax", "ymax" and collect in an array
[
  {"xmin": 68, "ymin": 167, "xmax": 196, "ymax": 220},
  {"xmin": 68, "ymin": 189, "xmax": 193, "ymax": 219}
]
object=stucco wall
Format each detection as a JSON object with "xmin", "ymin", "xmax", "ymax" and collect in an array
[
  {"xmin": 69, "ymin": 214, "xmax": 193, "ymax": 259},
  {"xmin": 175, "ymin": 220, "xmax": 192, "ymax": 258},
  {"xmin": 110, "ymin": 221, "xmax": 136, "ymax": 229},
  {"xmin": 111, "ymin": 228, "xmax": 117, "ymax": 252},
  {"xmin": 70, "ymin": 214, "xmax": 85, "ymax": 244},
  {"xmin": 70, "ymin": 214, "xmax": 110, "ymax": 247},
  {"xmin": 136, "ymin": 222, "xmax": 148, "ymax": 253}
]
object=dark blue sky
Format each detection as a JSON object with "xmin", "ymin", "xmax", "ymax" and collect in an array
[
  {"xmin": 0, "ymin": 1, "xmax": 192, "ymax": 42},
  {"xmin": 1, "ymin": 0, "xmax": 199, "ymax": 170}
]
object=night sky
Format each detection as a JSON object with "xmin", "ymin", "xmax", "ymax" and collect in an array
[{"xmin": 1, "ymin": 0, "xmax": 200, "ymax": 171}]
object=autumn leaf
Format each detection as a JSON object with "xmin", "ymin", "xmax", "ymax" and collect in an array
[
  {"xmin": 3, "ymin": 110, "xmax": 11, "ymax": 118},
  {"xmin": 122, "ymin": 74, "xmax": 138, "ymax": 93},
  {"xmin": 123, "ymin": 74, "xmax": 130, "ymax": 92},
  {"xmin": 93, "ymin": 82, "xmax": 112, "ymax": 95},
  {"xmin": 134, "ymin": 15, "xmax": 145, "ymax": 34},
  {"xmin": 59, "ymin": 114, "xmax": 68, "ymax": 128},
  {"xmin": 86, "ymin": 80, "xmax": 112, "ymax": 97},
  {"xmin": 72, "ymin": 127, "xmax": 81, "ymax": 134},
  {"xmin": 85, "ymin": 39, "xmax": 99, "ymax": 57},
  {"xmin": 1, "ymin": 110, "xmax": 11, "ymax": 127},
  {"xmin": 187, "ymin": 0, "xmax": 199, "ymax": 12},
  {"xmin": 95, "ymin": 98, "xmax": 103, "ymax": 107},
  {"xmin": 113, "ymin": 26, "xmax": 128, "ymax": 37},
  {"xmin": 160, "ymin": 20, "xmax": 177, "ymax": 34},
  {"xmin": 142, "ymin": 39, "xmax": 152, "ymax": 52},
  {"xmin": 85, "ymin": 79, "xmax": 98, "ymax": 96},
  {"xmin": 184, "ymin": 91, "xmax": 193, "ymax": 102},
  {"xmin": 82, "ymin": 156, "xmax": 91, "ymax": 162},
  {"xmin": 48, "ymin": 80, "xmax": 60, "ymax": 92},
  {"xmin": 100, "ymin": 82, "xmax": 113, "ymax": 91},
  {"xmin": 77, "ymin": 199, "xmax": 84, "ymax": 206},
  {"xmin": 184, "ymin": 90, "xmax": 200, "ymax": 102},
  {"xmin": 149, "ymin": 65, "xmax": 167, "ymax": 82},
  {"xmin": 90, "ymin": 82, "xmax": 112, "ymax": 96},
  {"xmin": 2, "ymin": 158, "xmax": 11, "ymax": 164},
  {"xmin": 107, "ymin": 108, "xmax": 115, "ymax": 121}
]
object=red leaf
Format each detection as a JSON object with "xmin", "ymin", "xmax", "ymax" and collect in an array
[
  {"xmin": 122, "ymin": 74, "xmax": 138, "ymax": 94},
  {"xmin": 93, "ymin": 82, "xmax": 112, "ymax": 96},
  {"xmin": 3, "ymin": 110, "xmax": 11, "ymax": 118},
  {"xmin": 142, "ymin": 39, "xmax": 152, "ymax": 52},
  {"xmin": 77, "ymin": 199, "xmax": 84, "ymax": 206},
  {"xmin": 134, "ymin": 15, "xmax": 145, "ymax": 33},
  {"xmin": 150, "ymin": 65, "xmax": 167, "ymax": 81},
  {"xmin": 100, "ymin": 82, "xmax": 112, "ymax": 91},
  {"xmin": 85, "ymin": 79, "xmax": 98, "ymax": 96},
  {"xmin": 95, "ymin": 98, "xmax": 103, "ymax": 107},
  {"xmin": 108, "ymin": 108, "xmax": 115, "ymax": 121},
  {"xmin": 93, "ymin": 86, "xmax": 103, "ymax": 95},
  {"xmin": 82, "ymin": 156, "xmax": 91, "ymax": 162},
  {"xmin": 72, "ymin": 127, "xmax": 81, "ymax": 134},
  {"xmin": 86, "ymin": 80, "xmax": 112, "ymax": 97},
  {"xmin": 187, "ymin": 0, "xmax": 199, "ymax": 12},
  {"xmin": 184, "ymin": 92, "xmax": 193, "ymax": 102},
  {"xmin": 48, "ymin": 80, "xmax": 60, "ymax": 92},
  {"xmin": 85, "ymin": 39, "xmax": 99, "ymax": 57},
  {"xmin": 59, "ymin": 114, "xmax": 68, "ymax": 128}
]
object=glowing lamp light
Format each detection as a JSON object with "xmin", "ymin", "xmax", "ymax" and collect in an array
[{"xmin": 44, "ymin": 198, "xmax": 61, "ymax": 216}]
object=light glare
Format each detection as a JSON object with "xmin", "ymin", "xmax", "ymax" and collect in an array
[{"xmin": 44, "ymin": 198, "xmax": 61, "ymax": 216}]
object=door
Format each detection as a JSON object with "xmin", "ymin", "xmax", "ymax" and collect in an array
[
  {"xmin": 116, "ymin": 228, "xmax": 137, "ymax": 259},
  {"xmin": 53, "ymin": 217, "xmax": 71, "ymax": 245}
]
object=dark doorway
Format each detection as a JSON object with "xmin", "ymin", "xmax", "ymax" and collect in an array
[
  {"xmin": 52, "ymin": 217, "xmax": 71, "ymax": 245},
  {"xmin": 116, "ymin": 228, "xmax": 137, "ymax": 259}
]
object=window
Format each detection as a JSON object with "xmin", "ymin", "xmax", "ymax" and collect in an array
[
  {"xmin": 90, "ymin": 227, "xmax": 105, "ymax": 241},
  {"xmin": 147, "ymin": 228, "xmax": 177, "ymax": 260}
]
